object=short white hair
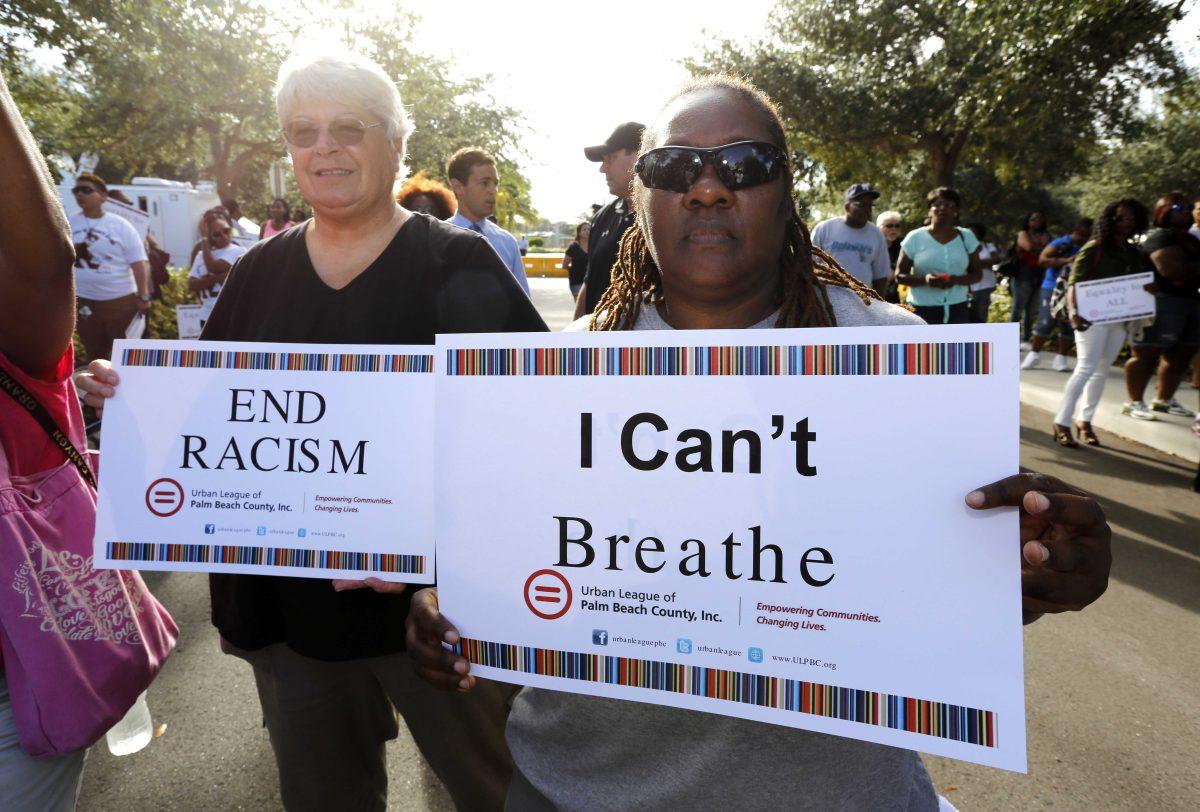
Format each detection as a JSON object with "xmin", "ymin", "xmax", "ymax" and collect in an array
[
  {"xmin": 876, "ymin": 210, "xmax": 902, "ymax": 227},
  {"xmin": 275, "ymin": 50, "xmax": 413, "ymax": 144}
]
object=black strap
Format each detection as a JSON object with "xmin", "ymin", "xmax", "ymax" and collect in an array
[{"xmin": 0, "ymin": 365, "xmax": 97, "ymax": 489}]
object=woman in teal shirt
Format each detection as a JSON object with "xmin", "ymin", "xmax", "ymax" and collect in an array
[{"xmin": 895, "ymin": 187, "xmax": 983, "ymax": 324}]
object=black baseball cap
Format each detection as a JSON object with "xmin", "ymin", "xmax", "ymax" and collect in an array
[
  {"xmin": 584, "ymin": 122, "xmax": 646, "ymax": 162},
  {"xmin": 844, "ymin": 183, "xmax": 881, "ymax": 202}
]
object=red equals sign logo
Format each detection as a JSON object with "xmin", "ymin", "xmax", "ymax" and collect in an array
[
  {"xmin": 523, "ymin": 569, "xmax": 573, "ymax": 620},
  {"xmin": 145, "ymin": 477, "xmax": 184, "ymax": 517}
]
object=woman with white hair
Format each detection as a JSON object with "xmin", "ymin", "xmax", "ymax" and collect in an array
[{"xmin": 80, "ymin": 49, "xmax": 545, "ymax": 812}]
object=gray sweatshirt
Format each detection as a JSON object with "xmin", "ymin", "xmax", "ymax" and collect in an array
[{"xmin": 505, "ymin": 286, "xmax": 937, "ymax": 811}]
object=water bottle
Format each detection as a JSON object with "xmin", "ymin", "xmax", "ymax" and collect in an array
[{"xmin": 105, "ymin": 691, "xmax": 153, "ymax": 756}]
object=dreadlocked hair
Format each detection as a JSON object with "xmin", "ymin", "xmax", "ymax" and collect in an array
[
  {"xmin": 590, "ymin": 74, "xmax": 880, "ymax": 331},
  {"xmin": 590, "ymin": 193, "xmax": 880, "ymax": 331}
]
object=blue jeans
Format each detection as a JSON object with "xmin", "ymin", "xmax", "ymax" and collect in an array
[{"xmin": 1011, "ymin": 273, "xmax": 1040, "ymax": 340}]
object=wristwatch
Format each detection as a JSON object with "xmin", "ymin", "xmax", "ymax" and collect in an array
[{"xmin": 137, "ymin": 294, "xmax": 151, "ymax": 302}]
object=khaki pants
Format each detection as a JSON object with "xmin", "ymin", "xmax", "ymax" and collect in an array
[
  {"xmin": 223, "ymin": 640, "xmax": 517, "ymax": 812},
  {"xmin": 76, "ymin": 294, "xmax": 139, "ymax": 362}
]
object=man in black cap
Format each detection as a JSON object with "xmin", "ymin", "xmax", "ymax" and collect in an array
[
  {"xmin": 810, "ymin": 183, "xmax": 892, "ymax": 296},
  {"xmin": 574, "ymin": 121, "xmax": 644, "ymax": 318}
]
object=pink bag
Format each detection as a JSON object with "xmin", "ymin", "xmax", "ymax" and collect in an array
[{"xmin": 0, "ymin": 382, "xmax": 178, "ymax": 757}]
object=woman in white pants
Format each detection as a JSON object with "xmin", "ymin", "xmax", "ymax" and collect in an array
[{"xmin": 1054, "ymin": 198, "xmax": 1149, "ymax": 447}]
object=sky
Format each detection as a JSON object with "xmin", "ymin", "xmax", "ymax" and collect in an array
[
  {"xmin": 400, "ymin": 0, "xmax": 1200, "ymax": 225},
  {"xmin": 405, "ymin": 0, "xmax": 779, "ymax": 223}
]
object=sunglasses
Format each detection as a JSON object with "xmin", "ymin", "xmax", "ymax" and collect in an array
[
  {"xmin": 881, "ymin": 222, "xmax": 900, "ymax": 228},
  {"xmin": 209, "ymin": 228, "xmax": 232, "ymax": 237},
  {"xmin": 72, "ymin": 186, "xmax": 98, "ymax": 195},
  {"xmin": 1170, "ymin": 202, "xmax": 1194, "ymax": 213},
  {"xmin": 635, "ymin": 141, "xmax": 788, "ymax": 194},
  {"xmin": 282, "ymin": 116, "xmax": 382, "ymax": 148}
]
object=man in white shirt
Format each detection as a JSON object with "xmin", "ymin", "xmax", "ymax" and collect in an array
[
  {"xmin": 187, "ymin": 211, "xmax": 247, "ymax": 329},
  {"xmin": 445, "ymin": 147, "xmax": 530, "ymax": 295},
  {"xmin": 222, "ymin": 198, "xmax": 259, "ymax": 241},
  {"xmin": 810, "ymin": 183, "xmax": 892, "ymax": 296},
  {"xmin": 69, "ymin": 172, "xmax": 150, "ymax": 361}
]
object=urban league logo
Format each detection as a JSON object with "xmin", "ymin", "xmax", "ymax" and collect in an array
[
  {"xmin": 145, "ymin": 478, "xmax": 184, "ymax": 517},
  {"xmin": 523, "ymin": 569, "xmax": 572, "ymax": 620}
]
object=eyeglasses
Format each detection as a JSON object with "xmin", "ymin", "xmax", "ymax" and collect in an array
[
  {"xmin": 881, "ymin": 222, "xmax": 900, "ymax": 228},
  {"xmin": 72, "ymin": 186, "xmax": 98, "ymax": 195},
  {"xmin": 209, "ymin": 228, "xmax": 232, "ymax": 237},
  {"xmin": 282, "ymin": 116, "xmax": 382, "ymax": 148},
  {"xmin": 634, "ymin": 141, "xmax": 788, "ymax": 194}
]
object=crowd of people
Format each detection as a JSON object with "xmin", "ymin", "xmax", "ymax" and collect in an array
[{"xmin": 4, "ymin": 42, "xmax": 1190, "ymax": 811}]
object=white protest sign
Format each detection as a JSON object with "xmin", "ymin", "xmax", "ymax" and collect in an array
[
  {"xmin": 1075, "ymin": 272, "xmax": 1155, "ymax": 325},
  {"xmin": 95, "ymin": 339, "xmax": 435, "ymax": 582},
  {"xmin": 175, "ymin": 305, "xmax": 204, "ymax": 339},
  {"xmin": 103, "ymin": 197, "xmax": 151, "ymax": 241},
  {"xmin": 436, "ymin": 324, "xmax": 1025, "ymax": 771}
]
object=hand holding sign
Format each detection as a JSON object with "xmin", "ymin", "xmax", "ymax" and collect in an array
[{"xmin": 966, "ymin": 473, "xmax": 1112, "ymax": 624}]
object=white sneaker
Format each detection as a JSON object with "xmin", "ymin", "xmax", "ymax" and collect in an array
[
  {"xmin": 1020, "ymin": 351, "xmax": 1041, "ymax": 370},
  {"xmin": 1122, "ymin": 401, "xmax": 1158, "ymax": 421},
  {"xmin": 1019, "ymin": 341, "xmax": 1032, "ymax": 352},
  {"xmin": 1051, "ymin": 354, "xmax": 1071, "ymax": 372},
  {"xmin": 1151, "ymin": 398, "xmax": 1197, "ymax": 417}
]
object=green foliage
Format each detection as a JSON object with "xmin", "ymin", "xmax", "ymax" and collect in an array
[
  {"xmin": 2, "ymin": 0, "xmax": 534, "ymax": 220},
  {"xmin": 689, "ymin": 0, "xmax": 1185, "ymax": 229},
  {"xmin": 1068, "ymin": 80, "xmax": 1200, "ymax": 216},
  {"xmin": 528, "ymin": 236, "xmax": 545, "ymax": 248},
  {"xmin": 146, "ymin": 270, "xmax": 195, "ymax": 340}
]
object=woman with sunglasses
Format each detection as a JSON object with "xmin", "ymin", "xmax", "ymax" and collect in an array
[
  {"xmin": 893, "ymin": 187, "xmax": 983, "ymax": 324},
  {"xmin": 1121, "ymin": 191, "xmax": 1200, "ymax": 422},
  {"xmin": 408, "ymin": 76, "xmax": 1113, "ymax": 810},
  {"xmin": 186, "ymin": 211, "xmax": 245, "ymax": 321},
  {"xmin": 81, "ymin": 49, "xmax": 544, "ymax": 811}
]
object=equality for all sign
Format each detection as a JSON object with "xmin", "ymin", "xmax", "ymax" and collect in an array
[
  {"xmin": 94, "ymin": 339, "xmax": 435, "ymax": 582},
  {"xmin": 435, "ymin": 324, "xmax": 1026, "ymax": 771},
  {"xmin": 1075, "ymin": 272, "xmax": 1155, "ymax": 325}
]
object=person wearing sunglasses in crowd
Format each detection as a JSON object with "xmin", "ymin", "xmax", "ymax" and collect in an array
[
  {"xmin": 811, "ymin": 183, "xmax": 893, "ymax": 298},
  {"xmin": 81, "ymin": 49, "xmax": 546, "ymax": 812},
  {"xmin": 876, "ymin": 209, "xmax": 904, "ymax": 303},
  {"xmin": 1121, "ymin": 192, "xmax": 1200, "ymax": 421},
  {"xmin": 186, "ymin": 211, "xmax": 246, "ymax": 322},
  {"xmin": 407, "ymin": 75, "xmax": 1113, "ymax": 811},
  {"xmin": 67, "ymin": 171, "xmax": 150, "ymax": 362},
  {"xmin": 894, "ymin": 187, "xmax": 984, "ymax": 324},
  {"xmin": 1052, "ymin": 199, "xmax": 1148, "ymax": 447}
]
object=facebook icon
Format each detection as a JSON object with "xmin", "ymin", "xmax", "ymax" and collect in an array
[
  {"xmin": 204, "ymin": 523, "xmax": 215, "ymax": 535},
  {"xmin": 592, "ymin": 630, "xmax": 608, "ymax": 646}
]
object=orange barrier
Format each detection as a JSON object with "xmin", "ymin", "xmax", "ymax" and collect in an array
[{"xmin": 523, "ymin": 253, "xmax": 568, "ymax": 278}]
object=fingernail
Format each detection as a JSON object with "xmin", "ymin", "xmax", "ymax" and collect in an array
[
  {"xmin": 453, "ymin": 660, "xmax": 467, "ymax": 674},
  {"xmin": 965, "ymin": 490, "xmax": 985, "ymax": 508},
  {"xmin": 1029, "ymin": 492, "xmax": 1050, "ymax": 513},
  {"xmin": 103, "ymin": 387, "xmax": 114, "ymax": 396},
  {"xmin": 1033, "ymin": 542, "xmax": 1050, "ymax": 563},
  {"xmin": 458, "ymin": 679, "xmax": 470, "ymax": 690},
  {"xmin": 443, "ymin": 631, "xmax": 460, "ymax": 644}
]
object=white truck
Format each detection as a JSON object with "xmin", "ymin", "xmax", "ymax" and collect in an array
[{"xmin": 58, "ymin": 176, "xmax": 222, "ymax": 268}]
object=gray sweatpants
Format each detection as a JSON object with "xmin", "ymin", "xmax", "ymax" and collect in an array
[{"xmin": 0, "ymin": 675, "xmax": 86, "ymax": 812}]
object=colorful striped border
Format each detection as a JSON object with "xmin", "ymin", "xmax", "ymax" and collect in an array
[
  {"xmin": 106, "ymin": 541, "xmax": 424, "ymax": 574},
  {"xmin": 445, "ymin": 342, "xmax": 991, "ymax": 376},
  {"xmin": 121, "ymin": 348, "xmax": 432, "ymax": 373},
  {"xmin": 457, "ymin": 637, "xmax": 996, "ymax": 748}
]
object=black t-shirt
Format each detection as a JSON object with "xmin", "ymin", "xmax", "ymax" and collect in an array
[
  {"xmin": 1141, "ymin": 228, "xmax": 1200, "ymax": 300},
  {"xmin": 565, "ymin": 242, "xmax": 589, "ymax": 287},
  {"xmin": 201, "ymin": 214, "xmax": 548, "ymax": 661},
  {"xmin": 583, "ymin": 197, "xmax": 635, "ymax": 314}
]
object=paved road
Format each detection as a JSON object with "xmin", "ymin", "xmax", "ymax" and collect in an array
[{"xmin": 80, "ymin": 281, "xmax": 1198, "ymax": 810}]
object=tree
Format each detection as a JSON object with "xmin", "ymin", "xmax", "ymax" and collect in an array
[
  {"xmin": 1069, "ymin": 79, "xmax": 1200, "ymax": 215},
  {"xmin": 2, "ymin": 0, "xmax": 535, "ymax": 220},
  {"xmin": 690, "ymin": 0, "xmax": 1186, "ymax": 223}
]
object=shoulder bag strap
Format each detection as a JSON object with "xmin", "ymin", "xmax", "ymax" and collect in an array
[{"xmin": 0, "ymin": 365, "xmax": 96, "ymax": 489}]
